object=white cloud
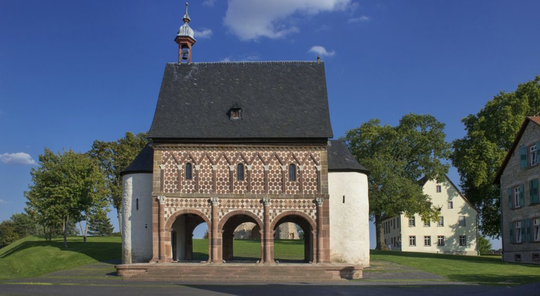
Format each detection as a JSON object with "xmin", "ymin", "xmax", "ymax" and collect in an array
[
  {"xmin": 194, "ymin": 28, "xmax": 213, "ymax": 39},
  {"xmin": 0, "ymin": 199, "xmax": 6, "ymax": 204},
  {"xmin": 203, "ymin": 0, "xmax": 216, "ymax": 6},
  {"xmin": 315, "ymin": 24, "xmax": 331, "ymax": 33},
  {"xmin": 308, "ymin": 45, "xmax": 335, "ymax": 57},
  {"xmin": 224, "ymin": 0, "xmax": 351, "ymax": 41},
  {"xmin": 220, "ymin": 52, "xmax": 260, "ymax": 62},
  {"xmin": 0, "ymin": 152, "xmax": 36, "ymax": 165},
  {"xmin": 348, "ymin": 15, "xmax": 370, "ymax": 23}
]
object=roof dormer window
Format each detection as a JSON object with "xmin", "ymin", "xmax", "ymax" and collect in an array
[{"xmin": 229, "ymin": 104, "xmax": 242, "ymax": 120}]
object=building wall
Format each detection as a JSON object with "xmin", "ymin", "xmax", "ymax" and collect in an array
[
  {"xmin": 122, "ymin": 173, "xmax": 153, "ymax": 264},
  {"xmin": 383, "ymin": 177, "xmax": 478, "ymax": 256},
  {"xmin": 151, "ymin": 144, "xmax": 332, "ymax": 263},
  {"xmin": 328, "ymin": 172, "xmax": 370, "ymax": 266},
  {"xmin": 500, "ymin": 123, "xmax": 540, "ymax": 264}
]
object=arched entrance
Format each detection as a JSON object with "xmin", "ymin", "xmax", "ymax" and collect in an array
[
  {"xmin": 271, "ymin": 212, "xmax": 316, "ymax": 263},
  {"xmin": 218, "ymin": 211, "xmax": 263, "ymax": 262},
  {"xmin": 166, "ymin": 210, "xmax": 210, "ymax": 262}
]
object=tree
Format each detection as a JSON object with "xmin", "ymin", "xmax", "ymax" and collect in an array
[
  {"xmin": 478, "ymin": 236, "xmax": 493, "ymax": 255},
  {"xmin": 90, "ymin": 132, "xmax": 147, "ymax": 233},
  {"xmin": 0, "ymin": 220, "xmax": 20, "ymax": 248},
  {"xmin": 346, "ymin": 114, "xmax": 451, "ymax": 250},
  {"xmin": 87, "ymin": 209, "xmax": 114, "ymax": 236},
  {"xmin": 451, "ymin": 76, "xmax": 540, "ymax": 238},
  {"xmin": 10, "ymin": 213, "xmax": 39, "ymax": 238},
  {"xmin": 25, "ymin": 148, "xmax": 105, "ymax": 248}
]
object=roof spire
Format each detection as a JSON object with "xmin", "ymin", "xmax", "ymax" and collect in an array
[
  {"xmin": 183, "ymin": 2, "xmax": 191, "ymax": 23},
  {"xmin": 175, "ymin": 2, "xmax": 196, "ymax": 64}
]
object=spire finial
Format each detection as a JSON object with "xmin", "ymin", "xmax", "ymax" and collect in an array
[{"xmin": 183, "ymin": 2, "xmax": 191, "ymax": 23}]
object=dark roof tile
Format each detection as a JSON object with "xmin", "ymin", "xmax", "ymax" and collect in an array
[{"xmin": 147, "ymin": 62, "xmax": 333, "ymax": 139}]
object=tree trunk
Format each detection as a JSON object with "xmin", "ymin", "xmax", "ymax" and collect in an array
[
  {"xmin": 117, "ymin": 208, "xmax": 122, "ymax": 235},
  {"xmin": 375, "ymin": 214, "xmax": 388, "ymax": 251},
  {"xmin": 84, "ymin": 221, "xmax": 88, "ymax": 243},
  {"xmin": 63, "ymin": 216, "xmax": 68, "ymax": 248}
]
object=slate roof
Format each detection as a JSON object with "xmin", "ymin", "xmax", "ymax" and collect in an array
[
  {"xmin": 122, "ymin": 141, "xmax": 370, "ymax": 176},
  {"xmin": 494, "ymin": 116, "xmax": 540, "ymax": 183},
  {"xmin": 147, "ymin": 61, "xmax": 333, "ymax": 140},
  {"xmin": 327, "ymin": 140, "xmax": 369, "ymax": 174},
  {"xmin": 121, "ymin": 144, "xmax": 154, "ymax": 176}
]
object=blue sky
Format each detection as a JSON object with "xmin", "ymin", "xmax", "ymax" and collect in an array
[{"xmin": 2, "ymin": 0, "xmax": 540, "ymax": 249}]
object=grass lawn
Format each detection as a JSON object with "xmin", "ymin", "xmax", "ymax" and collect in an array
[
  {"xmin": 0, "ymin": 236, "xmax": 121, "ymax": 281},
  {"xmin": 192, "ymin": 239, "xmax": 305, "ymax": 261},
  {"xmin": 371, "ymin": 250, "xmax": 540, "ymax": 286}
]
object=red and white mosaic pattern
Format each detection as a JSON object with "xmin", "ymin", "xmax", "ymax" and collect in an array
[
  {"xmin": 270, "ymin": 199, "xmax": 317, "ymax": 221},
  {"xmin": 218, "ymin": 199, "xmax": 264, "ymax": 221},
  {"xmin": 159, "ymin": 148, "xmax": 323, "ymax": 196},
  {"xmin": 164, "ymin": 198, "xmax": 211, "ymax": 221}
]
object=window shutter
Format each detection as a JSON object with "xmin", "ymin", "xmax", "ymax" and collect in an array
[
  {"xmin": 520, "ymin": 146, "xmax": 528, "ymax": 168},
  {"xmin": 508, "ymin": 188, "xmax": 513, "ymax": 208},
  {"xmin": 519, "ymin": 184, "xmax": 525, "ymax": 206},
  {"xmin": 521, "ymin": 220, "xmax": 527, "ymax": 243},
  {"xmin": 537, "ymin": 141, "xmax": 540, "ymax": 163},
  {"xmin": 525, "ymin": 219, "xmax": 531, "ymax": 242},
  {"xmin": 532, "ymin": 179, "xmax": 539, "ymax": 204},
  {"xmin": 509, "ymin": 222, "xmax": 514, "ymax": 243}
]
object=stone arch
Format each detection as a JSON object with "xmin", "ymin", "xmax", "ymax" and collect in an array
[
  {"xmin": 270, "ymin": 210, "xmax": 316, "ymax": 231},
  {"xmin": 218, "ymin": 210, "xmax": 264, "ymax": 262},
  {"xmin": 218, "ymin": 210, "xmax": 263, "ymax": 231},
  {"xmin": 271, "ymin": 210, "xmax": 317, "ymax": 263},
  {"xmin": 165, "ymin": 209, "xmax": 210, "ymax": 230},
  {"xmin": 164, "ymin": 209, "xmax": 210, "ymax": 262}
]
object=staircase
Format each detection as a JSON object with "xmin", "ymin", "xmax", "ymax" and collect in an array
[{"xmin": 117, "ymin": 263, "xmax": 362, "ymax": 282}]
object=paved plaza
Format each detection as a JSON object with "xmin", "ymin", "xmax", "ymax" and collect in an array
[{"xmin": 0, "ymin": 260, "xmax": 538, "ymax": 296}]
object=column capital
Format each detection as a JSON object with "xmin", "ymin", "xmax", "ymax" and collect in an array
[
  {"xmin": 263, "ymin": 164, "xmax": 270, "ymax": 170},
  {"xmin": 211, "ymin": 164, "xmax": 217, "ymax": 170},
  {"xmin": 157, "ymin": 195, "xmax": 167, "ymax": 204},
  {"xmin": 229, "ymin": 165, "xmax": 235, "ymax": 171},
  {"xmin": 261, "ymin": 197, "xmax": 271, "ymax": 206},
  {"xmin": 315, "ymin": 197, "xmax": 324, "ymax": 206},
  {"xmin": 210, "ymin": 197, "xmax": 219, "ymax": 206},
  {"xmin": 159, "ymin": 164, "xmax": 166, "ymax": 170},
  {"xmin": 246, "ymin": 164, "xmax": 252, "ymax": 170},
  {"xmin": 315, "ymin": 165, "xmax": 321, "ymax": 171}
]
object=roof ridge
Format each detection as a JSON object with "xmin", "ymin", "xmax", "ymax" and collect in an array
[{"xmin": 166, "ymin": 61, "xmax": 323, "ymax": 66}]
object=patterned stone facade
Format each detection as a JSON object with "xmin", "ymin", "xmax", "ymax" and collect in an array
[
  {"xmin": 151, "ymin": 144, "xmax": 331, "ymax": 264},
  {"xmin": 157, "ymin": 146, "xmax": 323, "ymax": 196}
]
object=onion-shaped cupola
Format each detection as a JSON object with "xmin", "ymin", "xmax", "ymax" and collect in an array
[{"xmin": 175, "ymin": 2, "xmax": 196, "ymax": 64}]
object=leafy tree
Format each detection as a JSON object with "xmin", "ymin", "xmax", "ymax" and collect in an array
[
  {"xmin": 87, "ymin": 209, "xmax": 114, "ymax": 236},
  {"xmin": 346, "ymin": 114, "xmax": 451, "ymax": 250},
  {"xmin": 0, "ymin": 220, "xmax": 20, "ymax": 248},
  {"xmin": 25, "ymin": 148, "xmax": 105, "ymax": 248},
  {"xmin": 10, "ymin": 213, "xmax": 39, "ymax": 238},
  {"xmin": 451, "ymin": 76, "xmax": 540, "ymax": 238},
  {"xmin": 478, "ymin": 236, "xmax": 493, "ymax": 255},
  {"xmin": 90, "ymin": 132, "xmax": 147, "ymax": 233}
]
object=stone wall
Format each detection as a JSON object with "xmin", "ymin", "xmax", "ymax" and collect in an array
[{"xmin": 500, "ymin": 122, "xmax": 540, "ymax": 264}]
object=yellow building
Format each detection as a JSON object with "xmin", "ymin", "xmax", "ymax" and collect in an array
[{"xmin": 383, "ymin": 176, "xmax": 478, "ymax": 256}]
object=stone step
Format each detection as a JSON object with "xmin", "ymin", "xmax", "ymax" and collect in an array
[{"xmin": 117, "ymin": 263, "xmax": 363, "ymax": 281}]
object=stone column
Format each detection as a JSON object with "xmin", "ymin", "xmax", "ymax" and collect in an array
[
  {"xmin": 262, "ymin": 197, "xmax": 274, "ymax": 263},
  {"xmin": 315, "ymin": 197, "xmax": 324, "ymax": 263},
  {"xmin": 157, "ymin": 195, "xmax": 167, "ymax": 263},
  {"xmin": 210, "ymin": 197, "xmax": 221, "ymax": 263}
]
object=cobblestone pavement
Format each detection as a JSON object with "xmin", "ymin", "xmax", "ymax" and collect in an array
[{"xmin": 1, "ymin": 260, "xmax": 539, "ymax": 296}]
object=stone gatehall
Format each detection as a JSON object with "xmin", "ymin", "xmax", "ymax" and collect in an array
[{"xmin": 117, "ymin": 4, "xmax": 370, "ymax": 280}]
